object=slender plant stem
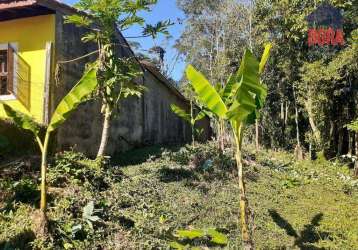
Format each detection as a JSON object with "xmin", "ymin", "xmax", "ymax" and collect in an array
[
  {"xmin": 36, "ymin": 136, "xmax": 44, "ymax": 154},
  {"xmin": 220, "ymin": 119, "xmax": 225, "ymax": 151},
  {"xmin": 233, "ymin": 122, "xmax": 254, "ymax": 250},
  {"xmin": 190, "ymin": 100, "xmax": 195, "ymax": 147},
  {"xmin": 40, "ymin": 132, "xmax": 50, "ymax": 211}
]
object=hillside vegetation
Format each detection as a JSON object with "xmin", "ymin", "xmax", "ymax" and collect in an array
[{"xmin": 1, "ymin": 142, "xmax": 357, "ymax": 249}]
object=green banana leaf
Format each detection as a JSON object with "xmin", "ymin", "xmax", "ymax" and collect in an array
[
  {"xmin": 1, "ymin": 103, "xmax": 41, "ymax": 136},
  {"xmin": 259, "ymin": 43, "xmax": 272, "ymax": 74},
  {"xmin": 207, "ymin": 228, "xmax": 228, "ymax": 245},
  {"xmin": 227, "ymin": 49, "xmax": 267, "ymax": 124},
  {"xmin": 47, "ymin": 67, "xmax": 98, "ymax": 132},
  {"xmin": 175, "ymin": 229, "xmax": 206, "ymax": 239},
  {"xmin": 221, "ymin": 73, "xmax": 239, "ymax": 105},
  {"xmin": 227, "ymin": 91, "xmax": 257, "ymax": 122},
  {"xmin": 170, "ymin": 104, "xmax": 191, "ymax": 123},
  {"xmin": 214, "ymin": 82, "xmax": 223, "ymax": 93},
  {"xmin": 186, "ymin": 65, "xmax": 227, "ymax": 119},
  {"xmin": 174, "ymin": 228, "xmax": 228, "ymax": 246},
  {"xmin": 169, "ymin": 241, "xmax": 186, "ymax": 250},
  {"xmin": 171, "ymin": 103, "xmax": 206, "ymax": 126},
  {"xmin": 222, "ymin": 44, "xmax": 271, "ymax": 107}
]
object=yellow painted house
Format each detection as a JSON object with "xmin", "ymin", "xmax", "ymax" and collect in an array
[
  {"xmin": 0, "ymin": 14, "xmax": 55, "ymax": 122},
  {"xmin": 0, "ymin": 0, "xmax": 210, "ymax": 156},
  {"xmin": 0, "ymin": 0, "xmax": 147, "ymax": 127},
  {"xmin": 0, "ymin": 0, "xmax": 105, "ymax": 126}
]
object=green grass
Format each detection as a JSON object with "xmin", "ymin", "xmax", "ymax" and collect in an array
[{"xmin": 0, "ymin": 143, "xmax": 357, "ymax": 249}]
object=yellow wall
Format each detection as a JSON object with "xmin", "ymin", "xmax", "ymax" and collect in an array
[{"xmin": 0, "ymin": 15, "xmax": 55, "ymax": 123}]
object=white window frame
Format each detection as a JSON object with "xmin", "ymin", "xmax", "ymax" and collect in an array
[{"xmin": 0, "ymin": 42, "xmax": 18, "ymax": 101}]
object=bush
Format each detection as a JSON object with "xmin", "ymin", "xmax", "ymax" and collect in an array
[{"xmin": 167, "ymin": 142, "xmax": 235, "ymax": 171}]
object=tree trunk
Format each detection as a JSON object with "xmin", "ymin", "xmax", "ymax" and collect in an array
[
  {"xmin": 280, "ymin": 101, "xmax": 284, "ymax": 121},
  {"xmin": 328, "ymin": 120, "xmax": 335, "ymax": 155},
  {"xmin": 304, "ymin": 101, "xmax": 321, "ymax": 145},
  {"xmin": 338, "ymin": 128, "xmax": 344, "ymax": 156},
  {"xmin": 293, "ymin": 89, "xmax": 303, "ymax": 160},
  {"xmin": 235, "ymin": 123, "xmax": 254, "ymax": 250},
  {"xmin": 285, "ymin": 101, "xmax": 289, "ymax": 125},
  {"xmin": 348, "ymin": 131, "xmax": 353, "ymax": 155},
  {"xmin": 281, "ymin": 101, "xmax": 286, "ymax": 145},
  {"xmin": 97, "ymin": 105, "xmax": 112, "ymax": 157},
  {"xmin": 355, "ymin": 133, "xmax": 358, "ymax": 177},
  {"xmin": 255, "ymin": 120, "xmax": 259, "ymax": 151},
  {"xmin": 191, "ymin": 125, "xmax": 195, "ymax": 147},
  {"xmin": 355, "ymin": 132, "xmax": 358, "ymax": 156},
  {"xmin": 294, "ymin": 97, "xmax": 303, "ymax": 161}
]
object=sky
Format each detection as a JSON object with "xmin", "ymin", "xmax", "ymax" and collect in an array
[{"xmin": 63, "ymin": 0, "xmax": 186, "ymax": 81}]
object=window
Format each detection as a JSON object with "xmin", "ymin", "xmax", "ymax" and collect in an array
[
  {"xmin": 0, "ymin": 43, "xmax": 31, "ymax": 109},
  {"xmin": 0, "ymin": 45, "xmax": 14, "ymax": 96}
]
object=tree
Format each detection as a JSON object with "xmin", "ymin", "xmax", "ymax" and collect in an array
[
  {"xmin": 254, "ymin": 0, "xmax": 357, "ymax": 158},
  {"xmin": 176, "ymin": 0, "xmax": 253, "ymax": 149},
  {"xmin": 1, "ymin": 67, "xmax": 98, "ymax": 235},
  {"xmin": 176, "ymin": 0, "xmax": 250, "ymax": 81},
  {"xmin": 66, "ymin": 0, "xmax": 172, "ymax": 157},
  {"xmin": 187, "ymin": 44, "xmax": 271, "ymax": 249}
]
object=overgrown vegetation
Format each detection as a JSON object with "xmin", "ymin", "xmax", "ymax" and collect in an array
[
  {"xmin": 1, "ymin": 67, "xmax": 98, "ymax": 236},
  {"xmin": 1, "ymin": 143, "xmax": 357, "ymax": 249},
  {"xmin": 1, "ymin": 0, "xmax": 357, "ymax": 249}
]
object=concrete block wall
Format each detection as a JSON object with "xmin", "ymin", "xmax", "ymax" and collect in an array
[{"xmin": 52, "ymin": 11, "xmax": 210, "ymax": 158}]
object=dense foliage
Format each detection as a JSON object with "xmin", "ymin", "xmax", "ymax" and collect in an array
[
  {"xmin": 1, "ymin": 0, "xmax": 358, "ymax": 249},
  {"xmin": 1, "ymin": 67, "xmax": 98, "ymax": 218},
  {"xmin": 176, "ymin": 0, "xmax": 358, "ymax": 159},
  {"xmin": 1, "ymin": 144, "xmax": 357, "ymax": 249}
]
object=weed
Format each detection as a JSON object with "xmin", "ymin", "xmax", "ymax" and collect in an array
[{"xmin": 0, "ymin": 145, "xmax": 357, "ymax": 249}]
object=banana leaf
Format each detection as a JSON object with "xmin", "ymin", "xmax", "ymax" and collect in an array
[
  {"xmin": 170, "ymin": 104, "xmax": 191, "ymax": 123},
  {"xmin": 221, "ymin": 73, "xmax": 239, "ymax": 105},
  {"xmin": 227, "ymin": 49, "xmax": 267, "ymax": 124},
  {"xmin": 186, "ymin": 65, "xmax": 227, "ymax": 119},
  {"xmin": 48, "ymin": 67, "xmax": 98, "ymax": 132},
  {"xmin": 259, "ymin": 43, "xmax": 272, "ymax": 74},
  {"xmin": 1, "ymin": 103, "xmax": 41, "ymax": 136}
]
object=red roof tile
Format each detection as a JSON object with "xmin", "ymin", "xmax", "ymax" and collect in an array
[
  {"xmin": 0, "ymin": 0, "xmax": 79, "ymax": 15},
  {"xmin": 0, "ymin": 0, "xmax": 37, "ymax": 10}
]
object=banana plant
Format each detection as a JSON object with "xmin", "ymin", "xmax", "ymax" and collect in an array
[
  {"xmin": 1, "ymin": 67, "xmax": 98, "ymax": 216},
  {"xmin": 170, "ymin": 102, "xmax": 206, "ymax": 146},
  {"xmin": 170, "ymin": 228, "xmax": 228, "ymax": 249},
  {"xmin": 186, "ymin": 44, "xmax": 271, "ymax": 249}
]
